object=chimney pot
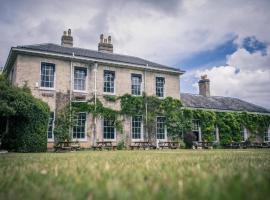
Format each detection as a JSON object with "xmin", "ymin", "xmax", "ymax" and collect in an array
[
  {"xmin": 61, "ymin": 29, "xmax": 73, "ymax": 47},
  {"xmin": 98, "ymin": 34, "xmax": 113, "ymax": 53},
  {"xmin": 198, "ymin": 74, "xmax": 210, "ymax": 97}
]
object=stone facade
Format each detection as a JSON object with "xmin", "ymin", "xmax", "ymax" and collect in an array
[{"xmin": 11, "ymin": 53, "xmax": 181, "ymax": 149}]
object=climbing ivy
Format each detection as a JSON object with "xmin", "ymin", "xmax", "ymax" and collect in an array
[{"xmin": 70, "ymin": 93, "xmax": 270, "ymax": 145}]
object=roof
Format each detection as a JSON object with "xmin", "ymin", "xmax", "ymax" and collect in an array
[
  {"xmin": 10, "ymin": 43, "xmax": 183, "ymax": 73},
  {"xmin": 181, "ymin": 93, "xmax": 270, "ymax": 113}
]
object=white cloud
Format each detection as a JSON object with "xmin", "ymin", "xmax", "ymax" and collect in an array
[{"xmin": 190, "ymin": 47, "xmax": 270, "ymax": 109}]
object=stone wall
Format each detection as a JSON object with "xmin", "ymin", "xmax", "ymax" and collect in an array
[{"xmin": 13, "ymin": 54, "xmax": 181, "ymax": 148}]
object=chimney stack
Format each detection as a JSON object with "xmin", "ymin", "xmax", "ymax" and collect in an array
[
  {"xmin": 198, "ymin": 75, "xmax": 210, "ymax": 97},
  {"xmin": 61, "ymin": 29, "xmax": 73, "ymax": 47},
  {"xmin": 98, "ymin": 34, "xmax": 113, "ymax": 53}
]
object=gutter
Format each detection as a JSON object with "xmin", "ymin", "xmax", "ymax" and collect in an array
[{"xmin": 7, "ymin": 47, "xmax": 185, "ymax": 75}]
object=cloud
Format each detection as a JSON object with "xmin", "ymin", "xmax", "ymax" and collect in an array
[{"xmin": 190, "ymin": 47, "xmax": 270, "ymax": 109}]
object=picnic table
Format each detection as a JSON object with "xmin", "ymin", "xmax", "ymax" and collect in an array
[
  {"xmin": 193, "ymin": 141, "xmax": 214, "ymax": 149},
  {"xmin": 54, "ymin": 141, "xmax": 80, "ymax": 152},
  {"xmin": 158, "ymin": 141, "xmax": 180, "ymax": 149},
  {"xmin": 129, "ymin": 141, "xmax": 155, "ymax": 150},
  {"xmin": 93, "ymin": 141, "xmax": 117, "ymax": 150}
]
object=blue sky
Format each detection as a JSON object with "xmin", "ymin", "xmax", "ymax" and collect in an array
[{"xmin": 0, "ymin": 0, "xmax": 270, "ymax": 108}]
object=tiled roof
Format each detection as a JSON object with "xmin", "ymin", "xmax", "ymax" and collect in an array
[
  {"xmin": 15, "ymin": 43, "xmax": 183, "ymax": 73},
  {"xmin": 181, "ymin": 93, "xmax": 269, "ymax": 113}
]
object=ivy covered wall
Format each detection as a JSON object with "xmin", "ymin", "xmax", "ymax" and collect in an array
[{"xmin": 71, "ymin": 94, "xmax": 270, "ymax": 145}]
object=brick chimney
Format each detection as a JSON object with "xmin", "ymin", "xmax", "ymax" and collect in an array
[
  {"xmin": 61, "ymin": 29, "xmax": 73, "ymax": 47},
  {"xmin": 198, "ymin": 75, "xmax": 210, "ymax": 97},
  {"xmin": 98, "ymin": 34, "xmax": 113, "ymax": 53}
]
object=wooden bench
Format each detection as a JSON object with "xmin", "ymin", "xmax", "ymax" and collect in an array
[
  {"xmin": 129, "ymin": 141, "xmax": 155, "ymax": 150},
  {"xmin": 93, "ymin": 141, "xmax": 117, "ymax": 150},
  {"xmin": 54, "ymin": 141, "xmax": 81, "ymax": 152},
  {"xmin": 159, "ymin": 141, "xmax": 179, "ymax": 149}
]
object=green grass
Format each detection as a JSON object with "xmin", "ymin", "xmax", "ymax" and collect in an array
[{"xmin": 0, "ymin": 150, "xmax": 270, "ymax": 200}]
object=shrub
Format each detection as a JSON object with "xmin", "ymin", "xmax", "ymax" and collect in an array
[
  {"xmin": 184, "ymin": 132, "xmax": 197, "ymax": 148},
  {"xmin": 117, "ymin": 140, "xmax": 125, "ymax": 150},
  {"xmin": 0, "ymin": 75, "xmax": 49, "ymax": 152}
]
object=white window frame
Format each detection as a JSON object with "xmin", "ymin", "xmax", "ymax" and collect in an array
[
  {"xmin": 131, "ymin": 74, "xmax": 142, "ymax": 96},
  {"xmin": 155, "ymin": 76, "xmax": 166, "ymax": 98},
  {"xmin": 156, "ymin": 116, "xmax": 167, "ymax": 141},
  {"xmin": 39, "ymin": 62, "xmax": 56, "ymax": 91},
  {"xmin": 72, "ymin": 112, "xmax": 87, "ymax": 141},
  {"xmin": 264, "ymin": 127, "xmax": 270, "ymax": 142},
  {"xmin": 240, "ymin": 126, "xmax": 248, "ymax": 142},
  {"xmin": 103, "ymin": 117, "xmax": 116, "ymax": 141},
  {"xmin": 131, "ymin": 116, "xmax": 144, "ymax": 141},
  {"xmin": 73, "ymin": 66, "xmax": 88, "ymax": 93},
  {"xmin": 47, "ymin": 111, "xmax": 55, "ymax": 142},
  {"xmin": 103, "ymin": 70, "xmax": 116, "ymax": 95}
]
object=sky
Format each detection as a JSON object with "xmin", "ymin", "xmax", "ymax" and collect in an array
[{"xmin": 0, "ymin": 0, "xmax": 270, "ymax": 109}]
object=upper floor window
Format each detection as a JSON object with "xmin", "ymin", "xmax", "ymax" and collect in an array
[
  {"xmin": 156, "ymin": 116, "xmax": 166, "ymax": 140},
  {"xmin": 103, "ymin": 118, "xmax": 115, "ymax": 140},
  {"xmin": 264, "ymin": 128, "xmax": 269, "ymax": 142},
  {"xmin": 47, "ymin": 112, "xmax": 55, "ymax": 140},
  {"xmin": 74, "ymin": 67, "xmax": 87, "ymax": 91},
  {"xmin": 131, "ymin": 74, "xmax": 142, "ymax": 95},
  {"xmin": 41, "ymin": 62, "xmax": 55, "ymax": 88},
  {"xmin": 132, "ymin": 116, "xmax": 143, "ymax": 140},
  {"xmin": 156, "ymin": 77, "xmax": 165, "ymax": 97},
  {"xmin": 73, "ymin": 113, "xmax": 86, "ymax": 140},
  {"xmin": 104, "ymin": 70, "xmax": 115, "ymax": 93}
]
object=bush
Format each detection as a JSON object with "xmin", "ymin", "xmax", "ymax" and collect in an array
[
  {"xmin": 0, "ymin": 75, "xmax": 49, "ymax": 152},
  {"xmin": 117, "ymin": 140, "xmax": 125, "ymax": 150},
  {"xmin": 184, "ymin": 132, "xmax": 197, "ymax": 148}
]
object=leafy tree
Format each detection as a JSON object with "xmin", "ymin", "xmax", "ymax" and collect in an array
[{"xmin": 0, "ymin": 75, "xmax": 49, "ymax": 152}]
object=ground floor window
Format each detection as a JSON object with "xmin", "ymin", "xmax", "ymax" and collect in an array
[
  {"xmin": 47, "ymin": 112, "xmax": 54, "ymax": 140},
  {"xmin": 264, "ymin": 129, "xmax": 269, "ymax": 142},
  {"xmin": 132, "ymin": 116, "xmax": 142, "ymax": 140},
  {"xmin": 73, "ymin": 113, "xmax": 86, "ymax": 139},
  {"xmin": 156, "ymin": 116, "xmax": 166, "ymax": 140},
  {"xmin": 103, "ymin": 118, "xmax": 115, "ymax": 140}
]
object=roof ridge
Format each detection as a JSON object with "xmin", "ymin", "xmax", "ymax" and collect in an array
[{"xmin": 17, "ymin": 43, "xmax": 182, "ymax": 72}]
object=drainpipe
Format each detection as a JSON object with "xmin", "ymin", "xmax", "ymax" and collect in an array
[
  {"xmin": 93, "ymin": 62, "xmax": 98, "ymax": 146},
  {"xmin": 144, "ymin": 64, "xmax": 148, "ymax": 141},
  {"xmin": 69, "ymin": 53, "xmax": 74, "ymax": 139},
  {"xmin": 198, "ymin": 126, "xmax": 202, "ymax": 142},
  {"xmin": 215, "ymin": 125, "xmax": 219, "ymax": 143}
]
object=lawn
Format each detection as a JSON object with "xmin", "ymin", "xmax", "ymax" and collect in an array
[{"xmin": 0, "ymin": 150, "xmax": 269, "ymax": 200}]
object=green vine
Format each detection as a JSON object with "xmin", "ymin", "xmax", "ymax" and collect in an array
[{"xmin": 69, "ymin": 93, "xmax": 270, "ymax": 145}]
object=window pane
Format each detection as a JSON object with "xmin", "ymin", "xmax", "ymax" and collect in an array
[
  {"xmin": 157, "ymin": 117, "xmax": 165, "ymax": 139},
  {"xmin": 131, "ymin": 74, "xmax": 141, "ymax": 95},
  {"xmin": 73, "ymin": 113, "xmax": 86, "ymax": 139},
  {"xmin": 41, "ymin": 63, "xmax": 55, "ymax": 88},
  {"xmin": 132, "ymin": 116, "xmax": 142, "ymax": 139},
  {"xmin": 104, "ymin": 70, "xmax": 115, "ymax": 93},
  {"xmin": 103, "ymin": 118, "xmax": 115, "ymax": 139},
  {"xmin": 47, "ymin": 112, "xmax": 54, "ymax": 139},
  {"xmin": 74, "ymin": 67, "xmax": 87, "ymax": 91},
  {"xmin": 156, "ymin": 77, "xmax": 165, "ymax": 97}
]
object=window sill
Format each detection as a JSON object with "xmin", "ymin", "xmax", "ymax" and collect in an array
[
  {"xmin": 103, "ymin": 92, "xmax": 116, "ymax": 96},
  {"xmin": 72, "ymin": 138, "xmax": 88, "ymax": 142},
  {"xmin": 39, "ymin": 87, "xmax": 55, "ymax": 91},
  {"xmin": 103, "ymin": 139, "xmax": 116, "ymax": 142},
  {"xmin": 47, "ymin": 139, "xmax": 54, "ymax": 142},
  {"xmin": 73, "ymin": 90, "xmax": 88, "ymax": 94}
]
